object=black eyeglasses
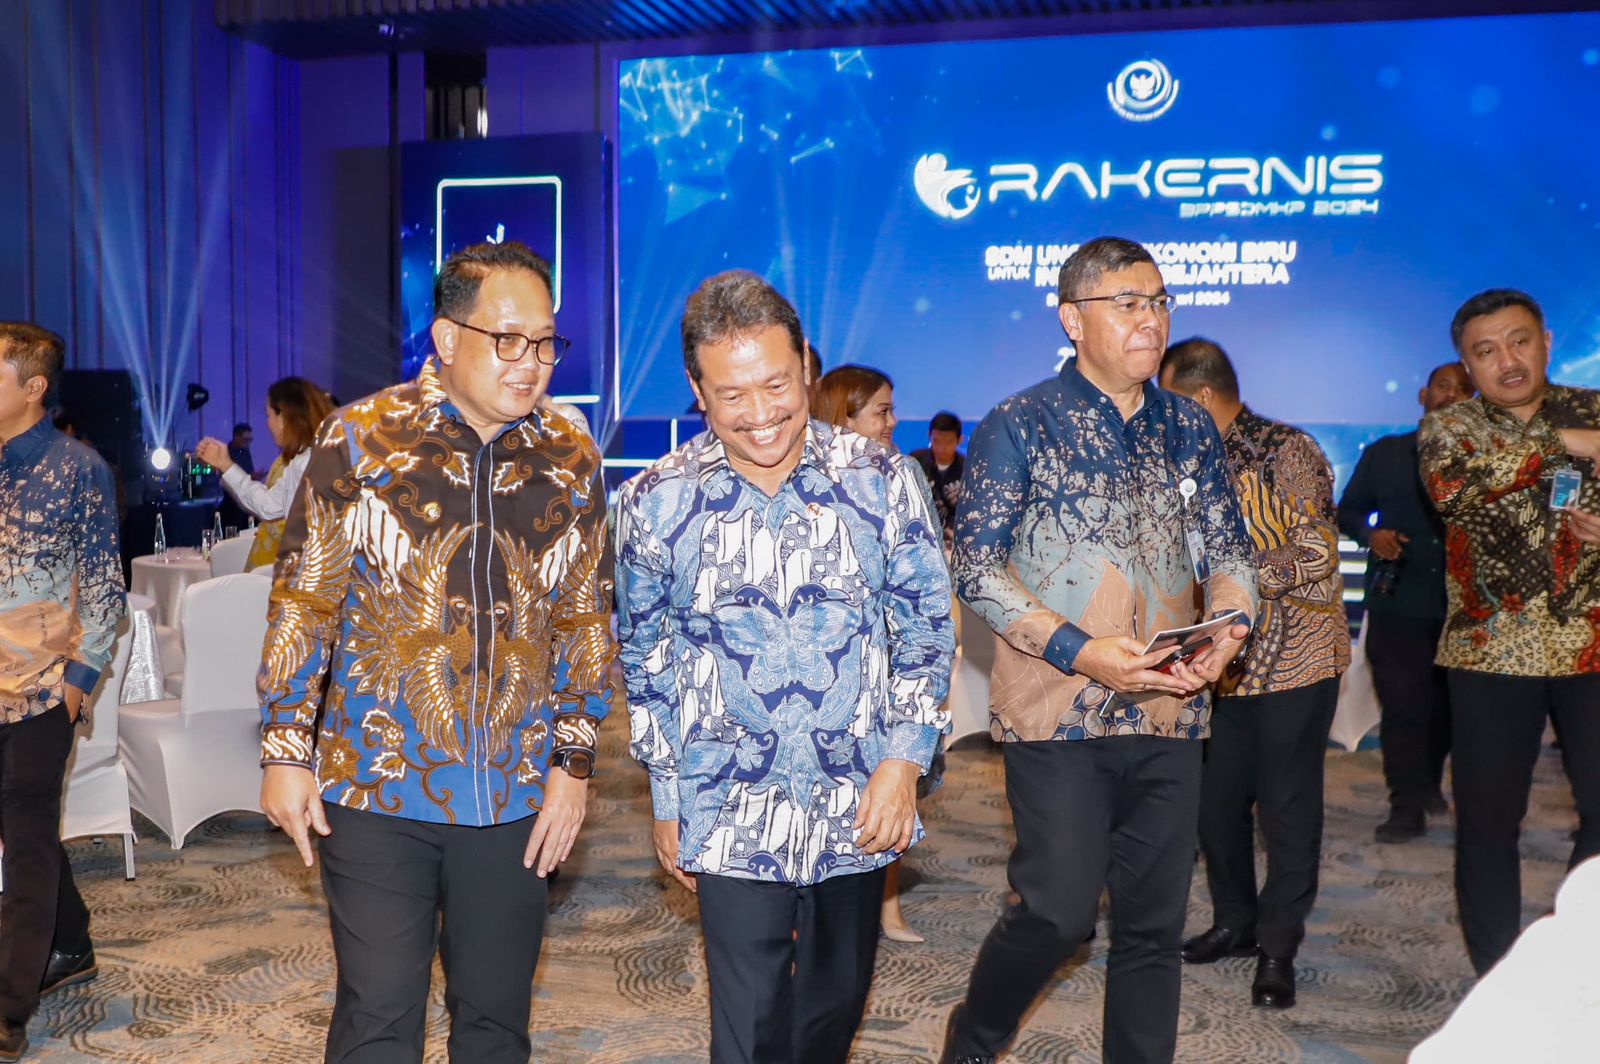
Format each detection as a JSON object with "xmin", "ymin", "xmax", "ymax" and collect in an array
[
  {"xmin": 447, "ymin": 318, "xmax": 572, "ymax": 365},
  {"xmin": 1067, "ymin": 293, "xmax": 1176, "ymax": 316}
]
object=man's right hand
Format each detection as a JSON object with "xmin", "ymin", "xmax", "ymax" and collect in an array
[
  {"xmin": 261, "ymin": 764, "xmax": 330, "ymax": 868},
  {"xmin": 1071, "ymin": 636, "xmax": 1197, "ymax": 698},
  {"xmin": 652, "ymin": 818, "xmax": 698, "ymax": 894},
  {"xmin": 195, "ymin": 437, "xmax": 235, "ymax": 473},
  {"xmin": 1369, "ymin": 528, "xmax": 1410, "ymax": 562}
]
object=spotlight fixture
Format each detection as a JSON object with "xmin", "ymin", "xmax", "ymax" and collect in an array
[
  {"xmin": 186, "ymin": 383, "xmax": 210, "ymax": 412},
  {"xmin": 150, "ymin": 446, "xmax": 173, "ymax": 472}
]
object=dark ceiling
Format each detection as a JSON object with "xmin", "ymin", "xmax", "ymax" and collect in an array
[{"xmin": 216, "ymin": 0, "xmax": 1600, "ymax": 59}]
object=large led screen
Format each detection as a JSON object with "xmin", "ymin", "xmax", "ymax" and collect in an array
[{"xmin": 617, "ymin": 13, "xmax": 1600, "ymax": 469}]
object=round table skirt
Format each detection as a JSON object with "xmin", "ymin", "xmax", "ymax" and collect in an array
[{"xmin": 130, "ymin": 552, "xmax": 212, "ymax": 628}]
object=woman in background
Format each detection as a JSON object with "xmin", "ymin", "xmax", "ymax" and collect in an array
[
  {"xmin": 813, "ymin": 364, "xmax": 945, "ymax": 944},
  {"xmin": 196, "ymin": 376, "xmax": 334, "ymax": 570}
]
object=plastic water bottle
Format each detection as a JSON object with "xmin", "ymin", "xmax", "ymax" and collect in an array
[{"xmin": 154, "ymin": 513, "xmax": 167, "ymax": 560}]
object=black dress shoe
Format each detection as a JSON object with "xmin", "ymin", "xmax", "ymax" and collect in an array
[
  {"xmin": 1181, "ymin": 925, "xmax": 1258, "ymax": 964},
  {"xmin": 1251, "ymin": 955, "xmax": 1297, "ymax": 1009},
  {"xmin": 1375, "ymin": 809, "xmax": 1426, "ymax": 843},
  {"xmin": 39, "ymin": 944, "xmax": 97, "ymax": 998},
  {"xmin": 1424, "ymin": 791, "xmax": 1449, "ymax": 816},
  {"xmin": 0, "ymin": 1018, "xmax": 27, "ymax": 1063},
  {"xmin": 938, "ymin": 1006, "xmax": 995, "ymax": 1064}
]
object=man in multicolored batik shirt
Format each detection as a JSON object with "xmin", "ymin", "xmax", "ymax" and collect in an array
[
  {"xmin": 1160, "ymin": 337, "xmax": 1349, "ymax": 1011},
  {"xmin": 0, "ymin": 323, "xmax": 124, "ymax": 1063},
  {"xmin": 940, "ymin": 239, "xmax": 1257, "ymax": 1064},
  {"xmin": 617, "ymin": 271, "xmax": 953, "ymax": 1064},
  {"xmin": 257, "ymin": 242, "xmax": 615, "ymax": 1063},
  {"xmin": 1419, "ymin": 288, "xmax": 1600, "ymax": 977}
]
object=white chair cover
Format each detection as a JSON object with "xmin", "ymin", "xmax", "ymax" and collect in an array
[
  {"xmin": 59, "ymin": 614, "xmax": 138, "ymax": 878},
  {"xmin": 119, "ymin": 572, "xmax": 272, "ymax": 848},
  {"xmin": 947, "ymin": 600, "xmax": 997, "ymax": 743},
  {"xmin": 208, "ymin": 528, "xmax": 257, "ymax": 578},
  {"xmin": 1330, "ymin": 615, "xmax": 1381, "ymax": 752}
]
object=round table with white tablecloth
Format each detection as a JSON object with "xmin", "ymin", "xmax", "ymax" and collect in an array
[{"xmin": 130, "ymin": 550, "xmax": 212, "ymax": 628}]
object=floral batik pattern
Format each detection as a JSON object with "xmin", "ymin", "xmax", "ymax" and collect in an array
[
  {"xmin": 0, "ymin": 419, "xmax": 125, "ymax": 723},
  {"xmin": 1419, "ymin": 386, "xmax": 1600, "ymax": 676},
  {"xmin": 258, "ymin": 358, "xmax": 616, "ymax": 827},
  {"xmin": 616, "ymin": 421, "xmax": 954, "ymax": 885},
  {"xmin": 952, "ymin": 359, "xmax": 1257, "ymax": 742},
  {"xmin": 1218, "ymin": 406, "xmax": 1350, "ymax": 696}
]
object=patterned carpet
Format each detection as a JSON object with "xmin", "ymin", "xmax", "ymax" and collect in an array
[{"xmin": 22, "ymin": 714, "xmax": 1579, "ymax": 1063}]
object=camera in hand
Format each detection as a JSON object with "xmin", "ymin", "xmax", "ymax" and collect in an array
[{"xmin": 1368, "ymin": 558, "xmax": 1402, "ymax": 598}]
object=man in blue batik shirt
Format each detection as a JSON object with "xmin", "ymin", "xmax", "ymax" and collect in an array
[
  {"xmin": 940, "ymin": 239, "xmax": 1257, "ymax": 1064},
  {"xmin": 616, "ymin": 271, "xmax": 954, "ymax": 1064},
  {"xmin": 0, "ymin": 323, "xmax": 125, "ymax": 1063}
]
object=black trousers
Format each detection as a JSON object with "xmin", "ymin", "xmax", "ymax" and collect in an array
[
  {"xmin": 318, "ymin": 802, "xmax": 549, "ymax": 1064},
  {"xmin": 696, "ymin": 865, "xmax": 887, "ymax": 1064},
  {"xmin": 1447, "ymin": 670, "xmax": 1600, "ymax": 975},
  {"xmin": 950, "ymin": 736, "xmax": 1202, "ymax": 1064},
  {"xmin": 1366, "ymin": 611, "xmax": 1451, "ymax": 813},
  {"xmin": 1199, "ymin": 676, "xmax": 1339, "ymax": 959},
  {"xmin": 0, "ymin": 705, "xmax": 91, "ymax": 1025}
]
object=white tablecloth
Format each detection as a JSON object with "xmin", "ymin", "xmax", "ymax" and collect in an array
[{"xmin": 131, "ymin": 551, "xmax": 211, "ymax": 628}]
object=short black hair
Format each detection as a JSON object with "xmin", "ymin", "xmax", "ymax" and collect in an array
[
  {"xmin": 929, "ymin": 411, "xmax": 962, "ymax": 435},
  {"xmin": 232, "ymin": 422, "xmax": 253, "ymax": 436},
  {"xmin": 433, "ymin": 241, "xmax": 554, "ymax": 322},
  {"xmin": 1161, "ymin": 336, "xmax": 1240, "ymax": 401},
  {"xmin": 680, "ymin": 271, "xmax": 806, "ymax": 382},
  {"xmin": 1057, "ymin": 237, "xmax": 1157, "ymax": 303},
  {"xmin": 1426, "ymin": 362, "xmax": 1470, "ymax": 388},
  {"xmin": 0, "ymin": 322, "xmax": 66, "ymax": 392},
  {"xmin": 1449, "ymin": 288, "xmax": 1545, "ymax": 352}
]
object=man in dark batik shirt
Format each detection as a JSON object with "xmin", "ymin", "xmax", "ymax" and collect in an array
[{"xmin": 1419, "ymin": 288, "xmax": 1600, "ymax": 976}]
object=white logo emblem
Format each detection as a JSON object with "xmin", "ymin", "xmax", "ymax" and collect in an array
[
  {"xmin": 1108, "ymin": 59, "xmax": 1179, "ymax": 122},
  {"xmin": 913, "ymin": 153, "xmax": 980, "ymax": 220}
]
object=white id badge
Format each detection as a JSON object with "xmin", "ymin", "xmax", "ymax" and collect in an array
[
  {"xmin": 1185, "ymin": 527, "xmax": 1212, "ymax": 583},
  {"xmin": 1551, "ymin": 467, "xmax": 1583, "ymax": 510}
]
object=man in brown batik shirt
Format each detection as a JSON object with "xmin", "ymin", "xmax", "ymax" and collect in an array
[{"xmin": 1161, "ymin": 337, "xmax": 1348, "ymax": 1011}]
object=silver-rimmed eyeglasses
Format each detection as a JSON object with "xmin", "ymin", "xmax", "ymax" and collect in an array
[{"xmin": 1067, "ymin": 293, "xmax": 1176, "ymax": 316}]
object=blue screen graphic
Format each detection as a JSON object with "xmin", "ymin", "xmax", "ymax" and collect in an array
[
  {"xmin": 617, "ymin": 13, "xmax": 1600, "ymax": 476},
  {"xmin": 400, "ymin": 134, "xmax": 612, "ymax": 433}
]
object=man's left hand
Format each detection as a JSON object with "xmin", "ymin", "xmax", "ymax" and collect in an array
[
  {"xmin": 523, "ymin": 767, "xmax": 589, "ymax": 877},
  {"xmin": 854, "ymin": 758, "xmax": 920, "ymax": 855},
  {"xmin": 63, "ymin": 684, "xmax": 86, "ymax": 723},
  {"xmin": 1169, "ymin": 622, "xmax": 1253, "ymax": 688},
  {"xmin": 1567, "ymin": 508, "xmax": 1600, "ymax": 545}
]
